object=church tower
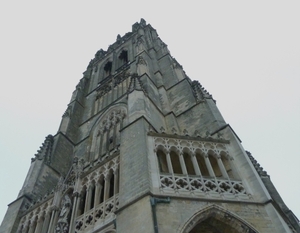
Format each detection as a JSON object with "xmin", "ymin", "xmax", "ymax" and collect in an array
[{"xmin": 1, "ymin": 19, "xmax": 299, "ymax": 233}]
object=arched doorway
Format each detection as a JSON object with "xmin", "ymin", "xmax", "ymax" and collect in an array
[
  {"xmin": 189, "ymin": 217, "xmax": 239, "ymax": 233},
  {"xmin": 180, "ymin": 205, "xmax": 258, "ymax": 233}
]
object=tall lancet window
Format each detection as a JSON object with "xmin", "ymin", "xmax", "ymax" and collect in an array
[
  {"xmin": 104, "ymin": 61, "xmax": 112, "ymax": 77},
  {"xmin": 89, "ymin": 107, "xmax": 127, "ymax": 162},
  {"xmin": 118, "ymin": 49, "xmax": 128, "ymax": 68}
]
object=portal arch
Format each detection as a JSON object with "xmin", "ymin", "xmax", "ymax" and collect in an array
[{"xmin": 178, "ymin": 205, "xmax": 259, "ymax": 233}]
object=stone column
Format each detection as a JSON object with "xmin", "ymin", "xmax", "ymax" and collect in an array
[
  {"xmin": 75, "ymin": 193, "xmax": 83, "ymax": 217},
  {"xmin": 93, "ymin": 132, "xmax": 101, "ymax": 160},
  {"xmin": 204, "ymin": 155, "xmax": 215, "ymax": 177},
  {"xmin": 114, "ymin": 169, "xmax": 119, "ymax": 194},
  {"xmin": 179, "ymin": 153, "xmax": 188, "ymax": 175},
  {"xmin": 102, "ymin": 175, "xmax": 110, "ymax": 220},
  {"xmin": 112, "ymin": 122, "xmax": 117, "ymax": 149},
  {"xmin": 94, "ymin": 182, "xmax": 101, "ymax": 207},
  {"xmin": 166, "ymin": 152, "xmax": 173, "ymax": 173},
  {"xmin": 113, "ymin": 169, "xmax": 119, "ymax": 211},
  {"xmin": 97, "ymin": 132, "xmax": 103, "ymax": 160},
  {"xmin": 47, "ymin": 207, "xmax": 58, "ymax": 233},
  {"xmin": 84, "ymin": 185, "xmax": 92, "ymax": 213},
  {"xmin": 104, "ymin": 175, "xmax": 110, "ymax": 201},
  {"xmin": 41, "ymin": 212, "xmax": 51, "ymax": 233},
  {"xmin": 216, "ymin": 155, "xmax": 229, "ymax": 179},
  {"xmin": 104, "ymin": 93, "xmax": 108, "ymax": 108},
  {"xmin": 191, "ymin": 153, "xmax": 201, "ymax": 175},
  {"xmin": 16, "ymin": 221, "xmax": 24, "ymax": 233},
  {"xmin": 21, "ymin": 222, "xmax": 29, "ymax": 233},
  {"xmin": 34, "ymin": 216, "xmax": 44, "ymax": 233},
  {"xmin": 68, "ymin": 193, "xmax": 79, "ymax": 233},
  {"xmin": 105, "ymin": 129, "xmax": 110, "ymax": 155},
  {"xmin": 98, "ymin": 129, "xmax": 105, "ymax": 159},
  {"xmin": 27, "ymin": 219, "xmax": 37, "ymax": 233}
]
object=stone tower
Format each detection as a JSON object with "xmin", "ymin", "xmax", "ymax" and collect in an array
[{"xmin": 1, "ymin": 19, "xmax": 299, "ymax": 233}]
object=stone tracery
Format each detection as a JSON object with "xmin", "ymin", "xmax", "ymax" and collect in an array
[
  {"xmin": 74, "ymin": 156, "xmax": 120, "ymax": 233},
  {"xmin": 153, "ymin": 136, "xmax": 247, "ymax": 198},
  {"xmin": 89, "ymin": 108, "xmax": 126, "ymax": 162},
  {"xmin": 17, "ymin": 155, "xmax": 120, "ymax": 233}
]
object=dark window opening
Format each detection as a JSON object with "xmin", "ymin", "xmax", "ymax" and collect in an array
[
  {"xmin": 109, "ymin": 174, "xmax": 115, "ymax": 198},
  {"xmin": 118, "ymin": 50, "xmax": 128, "ymax": 65},
  {"xmin": 170, "ymin": 151, "xmax": 182, "ymax": 174},
  {"xmin": 209, "ymin": 155, "xmax": 222, "ymax": 177},
  {"xmin": 100, "ymin": 180, "xmax": 105, "ymax": 204},
  {"xmin": 183, "ymin": 153, "xmax": 195, "ymax": 175},
  {"xmin": 78, "ymin": 189, "xmax": 86, "ymax": 216},
  {"xmin": 196, "ymin": 153, "xmax": 209, "ymax": 177},
  {"xmin": 104, "ymin": 61, "xmax": 112, "ymax": 76},
  {"xmin": 157, "ymin": 150, "xmax": 168, "ymax": 173},
  {"xmin": 90, "ymin": 184, "xmax": 95, "ymax": 210}
]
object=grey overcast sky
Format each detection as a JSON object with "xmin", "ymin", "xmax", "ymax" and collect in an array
[{"xmin": 0, "ymin": 1, "xmax": 299, "ymax": 223}]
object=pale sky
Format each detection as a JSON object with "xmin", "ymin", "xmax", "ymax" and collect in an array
[{"xmin": 0, "ymin": 1, "xmax": 299, "ymax": 223}]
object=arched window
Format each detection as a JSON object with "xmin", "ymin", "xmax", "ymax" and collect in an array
[
  {"xmin": 99, "ymin": 178, "xmax": 105, "ymax": 204},
  {"xmin": 118, "ymin": 50, "xmax": 128, "ymax": 66},
  {"xmin": 90, "ymin": 107, "xmax": 126, "ymax": 161},
  {"xmin": 89, "ymin": 182, "xmax": 96, "ymax": 210},
  {"xmin": 221, "ymin": 153, "xmax": 234, "ymax": 178},
  {"xmin": 108, "ymin": 171, "xmax": 115, "ymax": 199},
  {"xmin": 104, "ymin": 61, "xmax": 112, "ymax": 76},
  {"xmin": 183, "ymin": 152, "xmax": 195, "ymax": 175},
  {"xmin": 157, "ymin": 149, "xmax": 168, "ymax": 173},
  {"xmin": 209, "ymin": 155, "xmax": 222, "ymax": 177},
  {"xmin": 195, "ymin": 153, "xmax": 209, "ymax": 177},
  {"xmin": 170, "ymin": 151, "xmax": 182, "ymax": 174}
]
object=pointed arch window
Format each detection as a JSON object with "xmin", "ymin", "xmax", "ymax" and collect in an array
[
  {"xmin": 89, "ymin": 108, "xmax": 126, "ymax": 162},
  {"xmin": 183, "ymin": 152, "xmax": 195, "ymax": 175},
  {"xmin": 209, "ymin": 154, "xmax": 222, "ymax": 177},
  {"xmin": 195, "ymin": 153, "xmax": 210, "ymax": 177},
  {"xmin": 74, "ymin": 157, "xmax": 120, "ymax": 231},
  {"xmin": 170, "ymin": 151, "xmax": 182, "ymax": 174},
  {"xmin": 157, "ymin": 149, "xmax": 168, "ymax": 173},
  {"xmin": 104, "ymin": 61, "xmax": 112, "ymax": 77},
  {"xmin": 118, "ymin": 50, "xmax": 128, "ymax": 65}
]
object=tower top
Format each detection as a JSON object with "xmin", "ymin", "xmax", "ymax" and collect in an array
[{"xmin": 87, "ymin": 18, "xmax": 150, "ymax": 69}]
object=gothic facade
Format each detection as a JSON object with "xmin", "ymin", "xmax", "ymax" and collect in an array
[{"xmin": 1, "ymin": 19, "xmax": 299, "ymax": 233}]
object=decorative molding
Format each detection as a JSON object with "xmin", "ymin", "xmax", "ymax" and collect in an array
[
  {"xmin": 246, "ymin": 151, "xmax": 269, "ymax": 177},
  {"xmin": 97, "ymin": 109, "xmax": 126, "ymax": 134},
  {"xmin": 127, "ymin": 73, "xmax": 147, "ymax": 95},
  {"xmin": 32, "ymin": 134, "xmax": 54, "ymax": 165},
  {"xmin": 191, "ymin": 80, "xmax": 213, "ymax": 102},
  {"xmin": 96, "ymin": 70, "xmax": 130, "ymax": 100}
]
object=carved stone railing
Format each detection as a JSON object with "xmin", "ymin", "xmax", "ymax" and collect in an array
[
  {"xmin": 75, "ymin": 194, "xmax": 119, "ymax": 233},
  {"xmin": 159, "ymin": 174, "xmax": 247, "ymax": 197}
]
